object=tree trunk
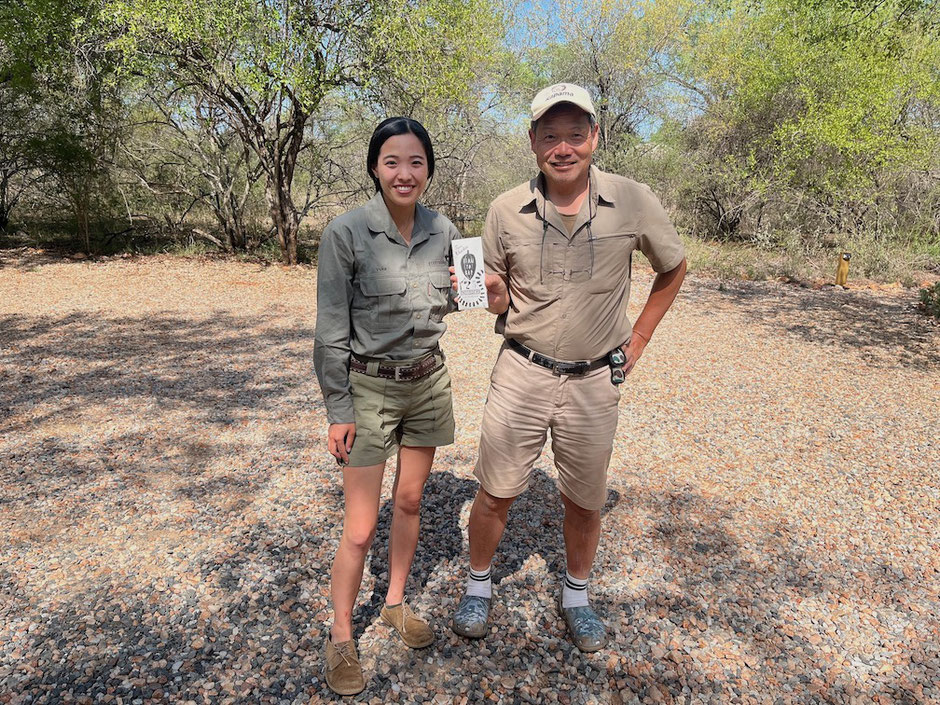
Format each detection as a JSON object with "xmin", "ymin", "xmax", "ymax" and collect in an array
[
  {"xmin": 67, "ymin": 182, "xmax": 92, "ymax": 254},
  {"xmin": 210, "ymin": 194, "xmax": 248, "ymax": 252},
  {"xmin": 262, "ymin": 104, "xmax": 306, "ymax": 266},
  {"xmin": 0, "ymin": 174, "xmax": 11, "ymax": 233},
  {"xmin": 267, "ymin": 175, "xmax": 299, "ymax": 265},
  {"xmin": 228, "ymin": 192, "xmax": 248, "ymax": 251}
]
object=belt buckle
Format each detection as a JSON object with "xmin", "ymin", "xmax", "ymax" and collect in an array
[
  {"xmin": 552, "ymin": 360, "xmax": 587, "ymax": 376},
  {"xmin": 394, "ymin": 366, "xmax": 405, "ymax": 381}
]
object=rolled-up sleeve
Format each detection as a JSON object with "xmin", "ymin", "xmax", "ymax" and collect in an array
[{"xmin": 314, "ymin": 224, "xmax": 356, "ymax": 424}]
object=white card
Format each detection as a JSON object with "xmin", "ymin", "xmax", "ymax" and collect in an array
[{"xmin": 451, "ymin": 238, "xmax": 486, "ymax": 310}]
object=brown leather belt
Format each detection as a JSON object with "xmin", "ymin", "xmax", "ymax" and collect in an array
[
  {"xmin": 507, "ymin": 338, "xmax": 609, "ymax": 376},
  {"xmin": 350, "ymin": 351, "xmax": 443, "ymax": 381}
]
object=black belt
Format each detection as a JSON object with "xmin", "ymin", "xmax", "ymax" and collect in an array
[
  {"xmin": 350, "ymin": 351, "xmax": 443, "ymax": 381},
  {"xmin": 507, "ymin": 339, "xmax": 608, "ymax": 376}
]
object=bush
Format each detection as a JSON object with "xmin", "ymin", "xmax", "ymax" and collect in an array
[{"xmin": 919, "ymin": 282, "xmax": 940, "ymax": 319}]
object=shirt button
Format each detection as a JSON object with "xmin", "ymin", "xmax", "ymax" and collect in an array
[
  {"xmin": 414, "ymin": 313, "xmax": 420, "ymax": 319},
  {"xmin": 412, "ymin": 283, "xmax": 418, "ymax": 288}
]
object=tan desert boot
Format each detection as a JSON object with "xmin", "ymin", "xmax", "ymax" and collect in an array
[
  {"xmin": 380, "ymin": 602, "xmax": 434, "ymax": 648},
  {"xmin": 324, "ymin": 638, "xmax": 365, "ymax": 695}
]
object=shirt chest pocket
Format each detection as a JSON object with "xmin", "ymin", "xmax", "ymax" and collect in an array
[
  {"xmin": 427, "ymin": 269, "xmax": 452, "ymax": 320},
  {"xmin": 357, "ymin": 275, "xmax": 408, "ymax": 331},
  {"xmin": 588, "ymin": 232, "xmax": 636, "ymax": 292},
  {"xmin": 503, "ymin": 234, "xmax": 549, "ymax": 297}
]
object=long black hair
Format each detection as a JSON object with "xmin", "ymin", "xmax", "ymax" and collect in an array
[{"xmin": 366, "ymin": 117, "xmax": 435, "ymax": 192}]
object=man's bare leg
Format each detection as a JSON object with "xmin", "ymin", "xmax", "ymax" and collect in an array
[
  {"xmin": 453, "ymin": 487, "xmax": 516, "ymax": 638},
  {"xmin": 468, "ymin": 487, "xmax": 515, "ymax": 570},
  {"xmin": 560, "ymin": 492, "xmax": 600, "ymax": 580},
  {"xmin": 559, "ymin": 492, "xmax": 607, "ymax": 652}
]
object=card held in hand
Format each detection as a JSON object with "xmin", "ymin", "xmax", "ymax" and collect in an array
[{"xmin": 451, "ymin": 238, "xmax": 486, "ymax": 310}]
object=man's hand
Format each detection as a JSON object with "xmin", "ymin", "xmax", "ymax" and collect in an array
[
  {"xmin": 449, "ymin": 267, "xmax": 509, "ymax": 314},
  {"xmin": 621, "ymin": 334, "xmax": 648, "ymax": 377},
  {"xmin": 328, "ymin": 423, "xmax": 356, "ymax": 465},
  {"xmin": 484, "ymin": 273, "xmax": 509, "ymax": 314}
]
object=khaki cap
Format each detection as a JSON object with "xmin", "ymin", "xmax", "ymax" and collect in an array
[{"xmin": 531, "ymin": 83, "xmax": 596, "ymax": 121}]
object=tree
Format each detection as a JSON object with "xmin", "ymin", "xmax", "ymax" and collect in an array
[
  {"xmin": 674, "ymin": 0, "xmax": 940, "ymax": 240},
  {"xmin": 0, "ymin": 81, "xmax": 43, "ymax": 232},
  {"xmin": 119, "ymin": 85, "xmax": 264, "ymax": 251},
  {"xmin": 103, "ymin": 0, "xmax": 503, "ymax": 264},
  {"xmin": 0, "ymin": 0, "xmax": 123, "ymax": 246}
]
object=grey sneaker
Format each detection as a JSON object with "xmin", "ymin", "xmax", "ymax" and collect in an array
[
  {"xmin": 451, "ymin": 594, "xmax": 491, "ymax": 639},
  {"xmin": 559, "ymin": 594, "xmax": 608, "ymax": 652}
]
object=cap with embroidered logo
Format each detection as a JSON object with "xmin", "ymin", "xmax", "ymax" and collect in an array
[{"xmin": 531, "ymin": 83, "xmax": 596, "ymax": 121}]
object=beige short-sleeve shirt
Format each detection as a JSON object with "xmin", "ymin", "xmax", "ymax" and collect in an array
[{"xmin": 483, "ymin": 166, "xmax": 684, "ymax": 361}]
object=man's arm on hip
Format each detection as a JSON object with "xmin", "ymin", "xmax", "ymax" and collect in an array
[{"xmin": 622, "ymin": 258, "xmax": 687, "ymax": 375}]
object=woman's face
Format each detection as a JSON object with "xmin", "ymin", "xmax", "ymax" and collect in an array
[{"xmin": 372, "ymin": 133, "xmax": 429, "ymax": 213}]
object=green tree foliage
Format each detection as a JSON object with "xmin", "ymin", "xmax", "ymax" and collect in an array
[
  {"xmin": 101, "ymin": 0, "xmax": 503, "ymax": 264},
  {"xmin": 675, "ymin": 0, "xmax": 940, "ymax": 241},
  {"xmin": 0, "ymin": 0, "xmax": 122, "ymax": 246}
]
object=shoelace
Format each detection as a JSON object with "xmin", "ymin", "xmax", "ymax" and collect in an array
[
  {"xmin": 332, "ymin": 641, "xmax": 357, "ymax": 668},
  {"xmin": 395, "ymin": 605, "xmax": 414, "ymax": 634}
]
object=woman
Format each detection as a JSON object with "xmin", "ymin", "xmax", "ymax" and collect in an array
[{"xmin": 313, "ymin": 117, "xmax": 459, "ymax": 696}]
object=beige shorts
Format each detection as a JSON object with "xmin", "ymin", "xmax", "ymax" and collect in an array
[
  {"xmin": 347, "ymin": 362, "xmax": 455, "ymax": 467},
  {"xmin": 474, "ymin": 345, "xmax": 621, "ymax": 511}
]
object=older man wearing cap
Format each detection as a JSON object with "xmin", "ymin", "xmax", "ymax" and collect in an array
[{"xmin": 451, "ymin": 83, "xmax": 687, "ymax": 651}]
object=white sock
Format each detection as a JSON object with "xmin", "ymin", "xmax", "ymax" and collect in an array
[
  {"xmin": 562, "ymin": 571, "xmax": 589, "ymax": 608},
  {"xmin": 466, "ymin": 566, "xmax": 492, "ymax": 599}
]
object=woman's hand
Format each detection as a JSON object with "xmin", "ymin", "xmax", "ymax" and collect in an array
[{"xmin": 328, "ymin": 423, "xmax": 356, "ymax": 465}]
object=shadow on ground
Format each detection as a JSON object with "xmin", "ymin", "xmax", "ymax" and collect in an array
[
  {"xmin": 682, "ymin": 278, "xmax": 939, "ymax": 370},
  {"xmin": 2, "ymin": 297, "xmax": 937, "ymax": 703},
  {"xmin": 5, "ymin": 469, "xmax": 937, "ymax": 703},
  {"xmin": 0, "ymin": 311, "xmax": 319, "ymax": 428}
]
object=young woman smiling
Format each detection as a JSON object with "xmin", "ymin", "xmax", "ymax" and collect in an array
[{"xmin": 313, "ymin": 118, "xmax": 460, "ymax": 695}]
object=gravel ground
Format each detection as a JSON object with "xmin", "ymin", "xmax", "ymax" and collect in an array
[{"xmin": 0, "ymin": 249, "xmax": 938, "ymax": 705}]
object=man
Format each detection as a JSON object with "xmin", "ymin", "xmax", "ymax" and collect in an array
[{"xmin": 451, "ymin": 83, "xmax": 687, "ymax": 651}]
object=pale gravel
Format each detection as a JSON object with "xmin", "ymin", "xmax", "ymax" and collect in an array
[{"xmin": 0, "ymin": 249, "xmax": 938, "ymax": 704}]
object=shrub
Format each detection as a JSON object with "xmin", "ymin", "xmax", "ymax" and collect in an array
[{"xmin": 919, "ymin": 282, "xmax": 940, "ymax": 319}]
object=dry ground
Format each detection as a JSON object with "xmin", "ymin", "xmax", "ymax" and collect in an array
[{"xmin": 1, "ymin": 250, "xmax": 938, "ymax": 704}]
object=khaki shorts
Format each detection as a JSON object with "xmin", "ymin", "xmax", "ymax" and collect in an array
[
  {"xmin": 474, "ymin": 345, "xmax": 621, "ymax": 511},
  {"xmin": 347, "ymin": 362, "xmax": 455, "ymax": 467}
]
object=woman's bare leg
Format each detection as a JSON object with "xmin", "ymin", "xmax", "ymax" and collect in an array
[
  {"xmin": 330, "ymin": 462, "xmax": 385, "ymax": 642},
  {"xmin": 384, "ymin": 446, "xmax": 435, "ymax": 605}
]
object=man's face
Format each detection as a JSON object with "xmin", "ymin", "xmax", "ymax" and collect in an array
[{"xmin": 529, "ymin": 105, "xmax": 599, "ymax": 191}]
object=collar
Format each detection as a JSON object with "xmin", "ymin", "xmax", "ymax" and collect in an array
[
  {"xmin": 365, "ymin": 191, "xmax": 441, "ymax": 247},
  {"xmin": 518, "ymin": 166, "xmax": 614, "ymax": 236}
]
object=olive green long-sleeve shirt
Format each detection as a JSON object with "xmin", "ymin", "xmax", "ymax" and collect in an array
[{"xmin": 313, "ymin": 192, "xmax": 461, "ymax": 424}]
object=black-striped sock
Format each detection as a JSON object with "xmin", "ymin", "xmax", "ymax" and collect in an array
[
  {"xmin": 562, "ymin": 571, "xmax": 588, "ymax": 608},
  {"xmin": 466, "ymin": 565, "xmax": 492, "ymax": 598}
]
